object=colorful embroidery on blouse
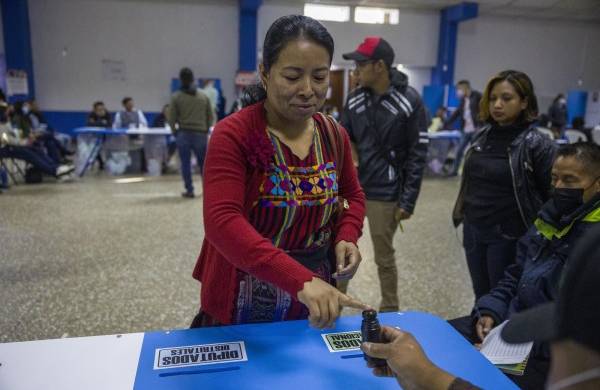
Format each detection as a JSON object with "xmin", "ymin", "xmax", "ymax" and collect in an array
[{"xmin": 258, "ymin": 162, "xmax": 338, "ymax": 208}]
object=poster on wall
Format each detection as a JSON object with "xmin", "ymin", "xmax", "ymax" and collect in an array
[
  {"xmin": 585, "ymin": 91, "xmax": 600, "ymax": 127},
  {"xmin": 235, "ymin": 71, "xmax": 257, "ymax": 87},
  {"xmin": 102, "ymin": 59, "xmax": 127, "ymax": 81},
  {"xmin": 6, "ymin": 69, "xmax": 29, "ymax": 96}
]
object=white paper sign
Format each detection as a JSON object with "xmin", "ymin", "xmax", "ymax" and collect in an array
[
  {"xmin": 102, "ymin": 59, "xmax": 127, "ymax": 81},
  {"xmin": 321, "ymin": 331, "xmax": 362, "ymax": 353},
  {"xmin": 6, "ymin": 69, "xmax": 29, "ymax": 96},
  {"xmin": 153, "ymin": 341, "xmax": 248, "ymax": 370}
]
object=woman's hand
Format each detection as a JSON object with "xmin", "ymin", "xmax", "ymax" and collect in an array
[
  {"xmin": 297, "ymin": 277, "xmax": 371, "ymax": 329},
  {"xmin": 332, "ymin": 240, "xmax": 361, "ymax": 281}
]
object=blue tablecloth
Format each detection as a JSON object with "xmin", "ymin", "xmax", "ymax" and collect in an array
[{"xmin": 134, "ymin": 311, "xmax": 516, "ymax": 389}]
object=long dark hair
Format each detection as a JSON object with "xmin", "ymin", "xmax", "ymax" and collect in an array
[
  {"xmin": 479, "ymin": 70, "xmax": 539, "ymax": 124},
  {"xmin": 245, "ymin": 15, "xmax": 334, "ymax": 106}
]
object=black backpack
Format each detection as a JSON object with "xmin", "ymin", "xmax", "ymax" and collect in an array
[{"xmin": 25, "ymin": 167, "xmax": 43, "ymax": 184}]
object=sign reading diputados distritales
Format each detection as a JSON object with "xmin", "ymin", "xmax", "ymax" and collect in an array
[
  {"xmin": 322, "ymin": 331, "xmax": 362, "ymax": 352},
  {"xmin": 153, "ymin": 341, "xmax": 248, "ymax": 370}
]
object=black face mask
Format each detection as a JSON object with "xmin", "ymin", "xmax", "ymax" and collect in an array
[{"xmin": 551, "ymin": 187, "xmax": 584, "ymax": 216}]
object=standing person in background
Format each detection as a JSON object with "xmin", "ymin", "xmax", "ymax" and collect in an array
[
  {"xmin": 168, "ymin": 68, "xmax": 213, "ymax": 198},
  {"xmin": 548, "ymin": 94, "xmax": 568, "ymax": 140},
  {"xmin": 202, "ymin": 79, "xmax": 219, "ymax": 125},
  {"xmin": 341, "ymin": 36, "xmax": 428, "ymax": 312},
  {"xmin": 452, "ymin": 70, "xmax": 556, "ymax": 301},
  {"xmin": 113, "ymin": 97, "xmax": 148, "ymax": 130},
  {"xmin": 191, "ymin": 15, "xmax": 369, "ymax": 328},
  {"xmin": 444, "ymin": 80, "xmax": 483, "ymax": 176}
]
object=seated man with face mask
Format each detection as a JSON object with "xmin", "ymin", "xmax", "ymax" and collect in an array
[{"xmin": 449, "ymin": 142, "xmax": 600, "ymax": 389}]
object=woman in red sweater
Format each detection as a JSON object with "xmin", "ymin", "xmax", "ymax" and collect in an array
[{"xmin": 192, "ymin": 15, "xmax": 369, "ymax": 329}]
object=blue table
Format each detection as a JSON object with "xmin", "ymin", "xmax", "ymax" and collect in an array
[
  {"xmin": 134, "ymin": 312, "xmax": 516, "ymax": 389},
  {"xmin": 0, "ymin": 312, "xmax": 516, "ymax": 389}
]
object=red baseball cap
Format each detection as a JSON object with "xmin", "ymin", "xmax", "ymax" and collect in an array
[{"xmin": 343, "ymin": 36, "xmax": 395, "ymax": 66}]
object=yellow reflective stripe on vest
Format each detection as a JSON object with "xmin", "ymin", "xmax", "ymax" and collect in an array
[
  {"xmin": 583, "ymin": 206, "xmax": 600, "ymax": 223},
  {"xmin": 535, "ymin": 204, "xmax": 600, "ymax": 240}
]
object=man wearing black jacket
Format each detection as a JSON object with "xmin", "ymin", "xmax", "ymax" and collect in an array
[
  {"xmin": 341, "ymin": 37, "xmax": 428, "ymax": 312},
  {"xmin": 445, "ymin": 80, "xmax": 482, "ymax": 176}
]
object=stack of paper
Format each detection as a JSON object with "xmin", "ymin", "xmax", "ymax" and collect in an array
[{"xmin": 480, "ymin": 320, "xmax": 533, "ymax": 366}]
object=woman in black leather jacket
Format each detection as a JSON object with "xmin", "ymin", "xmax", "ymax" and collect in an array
[{"xmin": 452, "ymin": 70, "xmax": 556, "ymax": 300}]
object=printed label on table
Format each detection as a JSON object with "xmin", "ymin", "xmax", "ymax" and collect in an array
[
  {"xmin": 321, "ymin": 331, "xmax": 362, "ymax": 352},
  {"xmin": 153, "ymin": 341, "xmax": 248, "ymax": 370}
]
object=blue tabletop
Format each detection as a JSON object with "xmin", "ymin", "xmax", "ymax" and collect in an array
[{"xmin": 133, "ymin": 311, "xmax": 516, "ymax": 389}]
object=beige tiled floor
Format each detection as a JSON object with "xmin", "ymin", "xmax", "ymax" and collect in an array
[{"xmin": 0, "ymin": 174, "xmax": 472, "ymax": 343}]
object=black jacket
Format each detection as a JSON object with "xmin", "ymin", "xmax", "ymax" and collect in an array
[
  {"xmin": 548, "ymin": 101, "xmax": 568, "ymax": 128},
  {"xmin": 341, "ymin": 70, "xmax": 428, "ymax": 213},
  {"xmin": 87, "ymin": 112, "xmax": 112, "ymax": 128},
  {"xmin": 453, "ymin": 123, "xmax": 557, "ymax": 228},
  {"xmin": 445, "ymin": 91, "xmax": 483, "ymax": 131},
  {"xmin": 474, "ymin": 196, "xmax": 600, "ymax": 359}
]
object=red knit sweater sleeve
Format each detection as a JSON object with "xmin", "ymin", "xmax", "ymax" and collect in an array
[
  {"xmin": 202, "ymin": 120, "xmax": 315, "ymax": 299},
  {"xmin": 334, "ymin": 126, "xmax": 366, "ymax": 244}
]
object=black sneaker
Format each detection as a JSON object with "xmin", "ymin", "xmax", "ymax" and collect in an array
[{"xmin": 181, "ymin": 191, "xmax": 195, "ymax": 198}]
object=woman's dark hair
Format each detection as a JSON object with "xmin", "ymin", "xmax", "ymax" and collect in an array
[
  {"xmin": 479, "ymin": 69, "xmax": 539, "ymax": 124},
  {"xmin": 247, "ymin": 15, "xmax": 334, "ymax": 105},
  {"xmin": 240, "ymin": 84, "xmax": 267, "ymax": 109}
]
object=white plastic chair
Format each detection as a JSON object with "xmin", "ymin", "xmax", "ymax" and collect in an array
[
  {"xmin": 536, "ymin": 127, "xmax": 554, "ymax": 140},
  {"xmin": 592, "ymin": 128, "xmax": 600, "ymax": 145},
  {"xmin": 565, "ymin": 129, "xmax": 588, "ymax": 143}
]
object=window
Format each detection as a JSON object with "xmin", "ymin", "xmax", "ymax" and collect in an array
[
  {"xmin": 354, "ymin": 7, "xmax": 399, "ymax": 25},
  {"xmin": 304, "ymin": 3, "xmax": 350, "ymax": 22}
]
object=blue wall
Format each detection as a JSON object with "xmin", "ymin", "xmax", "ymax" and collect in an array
[
  {"xmin": 43, "ymin": 111, "xmax": 160, "ymax": 136},
  {"xmin": 1, "ymin": 0, "xmax": 36, "ymax": 102}
]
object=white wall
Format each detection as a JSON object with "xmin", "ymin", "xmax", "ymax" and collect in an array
[
  {"xmin": 28, "ymin": 0, "xmax": 239, "ymax": 112},
  {"xmin": 258, "ymin": 1, "xmax": 439, "ymax": 68},
  {"xmin": 456, "ymin": 15, "xmax": 600, "ymax": 110}
]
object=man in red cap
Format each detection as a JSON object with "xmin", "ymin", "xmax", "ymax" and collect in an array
[{"xmin": 340, "ymin": 37, "xmax": 428, "ymax": 312}]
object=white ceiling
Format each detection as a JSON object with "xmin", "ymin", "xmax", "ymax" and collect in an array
[{"xmin": 283, "ymin": 0, "xmax": 600, "ymax": 22}]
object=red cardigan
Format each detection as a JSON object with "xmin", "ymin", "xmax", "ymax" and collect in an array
[{"xmin": 193, "ymin": 102, "xmax": 366, "ymax": 324}]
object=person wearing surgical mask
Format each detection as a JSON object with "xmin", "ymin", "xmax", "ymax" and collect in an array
[
  {"xmin": 361, "ymin": 223, "xmax": 600, "ymax": 390},
  {"xmin": 448, "ymin": 142, "xmax": 600, "ymax": 389}
]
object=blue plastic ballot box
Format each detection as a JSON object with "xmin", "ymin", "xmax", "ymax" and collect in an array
[
  {"xmin": 133, "ymin": 311, "xmax": 516, "ymax": 389},
  {"xmin": 0, "ymin": 312, "xmax": 517, "ymax": 389}
]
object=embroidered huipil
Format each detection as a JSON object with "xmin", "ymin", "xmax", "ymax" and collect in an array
[{"xmin": 193, "ymin": 102, "xmax": 366, "ymax": 325}]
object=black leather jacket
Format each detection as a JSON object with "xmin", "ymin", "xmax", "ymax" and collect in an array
[
  {"xmin": 453, "ymin": 123, "xmax": 557, "ymax": 228},
  {"xmin": 341, "ymin": 70, "xmax": 428, "ymax": 213}
]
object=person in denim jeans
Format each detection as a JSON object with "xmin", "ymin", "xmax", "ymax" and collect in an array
[
  {"xmin": 452, "ymin": 70, "xmax": 556, "ymax": 300},
  {"xmin": 168, "ymin": 68, "xmax": 214, "ymax": 198}
]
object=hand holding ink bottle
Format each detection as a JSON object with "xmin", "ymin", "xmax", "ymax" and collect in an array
[{"xmin": 361, "ymin": 310, "xmax": 387, "ymax": 367}]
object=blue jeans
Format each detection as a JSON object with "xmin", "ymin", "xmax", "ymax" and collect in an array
[
  {"xmin": 452, "ymin": 131, "xmax": 475, "ymax": 175},
  {"xmin": 176, "ymin": 130, "xmax": 208, "ymax": 194},
  {"xmin": 462, "ymin": 221, "xmax": 519, "ymax": 300},
  {"xmin": 0, "ymin": 145, "xmax": 58, "ymax": 176}
]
